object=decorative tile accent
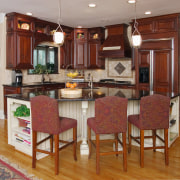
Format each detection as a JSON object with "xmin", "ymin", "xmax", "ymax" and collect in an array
[
  {"xmin": 114, "ymin": 62, "xmax": 125, "ymax": 75},
  {"xmin": 108, "ymin": 59, "xmax": 132, "ymax": 78},
  {"xmin": 115, "ymin": 90, "xmax": 125, "ymax": 97}
]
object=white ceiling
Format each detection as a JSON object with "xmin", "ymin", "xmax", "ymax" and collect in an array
[{"xmin": 0, "ymin": 0, "xmax": 180, "ymax": 28}]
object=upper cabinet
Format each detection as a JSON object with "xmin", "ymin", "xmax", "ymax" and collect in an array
[
  {"xmin": 73, "ymin": 28, "xmax": 88, "ymax": 69},
  {"xmin": 6, "ymin": 12, "xmax": 34, "ymax": 69},
  {"xmin": 135, "ymin": 14, "xmax": 179, "ymax": 35},
  {"xmin": 60, "ymin": 27, "xmax": 105, "ymax": 69},
  {"xmin": 87, "ymin": 27, "xmax": 105, "ymax": 69}
]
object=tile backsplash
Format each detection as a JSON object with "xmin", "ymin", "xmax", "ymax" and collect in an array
[{"xmin": 22, "ymin": 58, "xmax": 135, "ymax": 84}]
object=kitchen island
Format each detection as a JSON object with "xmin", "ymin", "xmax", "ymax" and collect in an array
[{"xmin": 6, "ymin": 87, "xmax": 179, "ymax": 158}]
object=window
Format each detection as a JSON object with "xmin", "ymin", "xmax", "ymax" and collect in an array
[{"xmin": 29, "ymin": 46, "xmax": 58, "ymax": 74}]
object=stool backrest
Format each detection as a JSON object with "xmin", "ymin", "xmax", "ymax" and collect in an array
[
  {"xmin": 140, "ymin": 94, "xmax": 170, "ymax": 130},
  {"xmin": 95, "ymin": 96, "xmax": 128, "ymax": 134},
  {"xmin": 30, "ymin": 95, "xmax": 60, "ymax": 134}
]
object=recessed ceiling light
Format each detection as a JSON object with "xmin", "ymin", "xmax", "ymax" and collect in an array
[
  {"xmin": 77, "ymin": 26, "xmax": 82, "ymax": 28},
  {"xmin": 145, "ymin": 11, "xmax": 152, "ymax": 15},
  {"xmin": 26, "ymin": 12, "xmax": 32, "ymax": 16},
  {"xmin": 127, "ymin": 0, "xmax": 136, "ymax": 4},
  {"xmin": 88, "ymin": 3, "xmax": 96, "ymax": 8}
]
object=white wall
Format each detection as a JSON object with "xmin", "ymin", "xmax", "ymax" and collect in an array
[{"xmin": 0, "ymin": 17, "xmax": 12, "ymax": 119}]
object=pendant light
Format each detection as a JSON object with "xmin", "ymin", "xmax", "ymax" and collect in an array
[
  {"xmin": 53, "ymin": 0, "xmax": 64, "ymax": 45},
  {"xmin": 132, "ymin": 1, "xmax": 142, "ymax": 48}
]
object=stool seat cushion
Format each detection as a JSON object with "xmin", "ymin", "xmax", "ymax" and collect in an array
[
  {"xmin": 60, "ymin": 117, "xmax": 77, "ymax": 133},
  {"xmin": 87, "ymin": 117, "xmax": 97, "ymax": 133},
  {"xmin": 128, "ymin": 114, "xmax": 140, "ymax": 129}
]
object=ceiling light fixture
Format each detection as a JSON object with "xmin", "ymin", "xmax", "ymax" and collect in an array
[
  {"xmin": 88, "ymin": 3, "xmax": 96, "ymax": 8},
  {"xmin": 145, "ymin": 11, "xmax": 151, "ymax": 15},
  {"xmin": 77, "ymin": 26, "xmax": 82, "ymax": 28},
  {"xmin": 26, "ymin": 12, "xmax": 32, "ymax": 16},
  {"xmin": 127, "ymin": 0, "xmax": 136, "ymax": 4},
  {"xmin": 131, "ymin": 0, "xmax": 142, "ymax": 48},
  {"xmin": 53, "ymin": 0, "xmax": 64, "ymax": 45}
]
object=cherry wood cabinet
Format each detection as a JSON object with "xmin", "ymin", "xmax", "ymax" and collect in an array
[
  {"xmin": 73, "ymin": 29, "xmax": 88, "ymax": 69},
  {"xmin": 135, "ymin": 13, "xmax": 179, "ymax": 35},
  {"xmin": 87, "ymin": 27, "xmax": 105, "ymax": 69},
  {"xmin": 61, "ymin": 27, "xmax": 105, "ymax": 69},
  {"xmin": 153, "ymin": 50, "xmax": 172, "ymax": 92},
  {"xmin": 134, "ymin": 13, "xmax": 180, "ymax": 93},
  {"xmin": 6, "ymin": 12, "xmax": 34, "ymax": 69}
]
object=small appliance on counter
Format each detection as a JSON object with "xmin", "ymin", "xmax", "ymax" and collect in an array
[{"xmin": 12, "ymin": 70, "xmax": 23, "ymax": 85}]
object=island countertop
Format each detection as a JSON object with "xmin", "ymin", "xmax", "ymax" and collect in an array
[{"xmin": 5, "ymin": 87, "xmax": 179, "ymax": 102}]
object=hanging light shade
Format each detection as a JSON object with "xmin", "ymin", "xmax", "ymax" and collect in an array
[
  {"xmin": 132, "ymin": 21, "xmax": 142, "ymax": 47},
  {"xmin": 131, "ymin": 1, "xmax": 142, "ymax": 48},
  {"xmin": 53, "ymin": 31, "xmax": 64, "ymax": 45},
  {"xmin": 53, "ymin": 0, "xmax": 64, "ymax": 45}
]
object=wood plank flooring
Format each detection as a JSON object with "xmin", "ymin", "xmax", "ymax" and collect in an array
[{"xmin": 0, "ymin": 119, "xmax": 180, "ymax": 180}]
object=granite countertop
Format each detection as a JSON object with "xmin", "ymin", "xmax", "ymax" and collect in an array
[
  {"xmin": 5, "ymin": 87, "xmax": 179, "ymax": 102},
  {"xmin": 3, "ymin": 81, "xmax": 65, "ymax": 87}
]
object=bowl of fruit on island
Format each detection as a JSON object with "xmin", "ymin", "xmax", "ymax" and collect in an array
[{"xmin": 61, "ymin": 82, "xmax": 82, "ymax": 98}]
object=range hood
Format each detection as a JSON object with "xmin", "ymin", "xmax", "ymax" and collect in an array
[{"xmin": 99, "ymin": 24, "xmax": 132, "ymax": 58}]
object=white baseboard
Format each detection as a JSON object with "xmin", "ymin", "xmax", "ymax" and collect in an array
[{"xmin": 0, "ymin": 110, "xmax": 5, "ymax": 119}]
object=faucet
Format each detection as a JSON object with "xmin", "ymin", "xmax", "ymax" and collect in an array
[{"xmin": 88, "ymin": 73, "xmax": 93, "ymax": 89}]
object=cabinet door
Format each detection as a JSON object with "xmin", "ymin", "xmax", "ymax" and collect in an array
[
  {"xmin": 16, "ymin": 32, "xmax": 33, "ymax": 69},
  {"xmin": 137, "ymin": 20, "xmax": 154, "ymax": 34},
  {"xmin": 153, "ymin": 50, "xmax": 171, "ymax": 92},
  {"xmin": 60, "ymin": 39, "xmax": 74, "ymax": 69},
  {"xmin": 6, "ymin": 32, "xmax": 16, "ymax": 68},
  {"xmin": 74, "ymin": 40, "xmax": 87, "ymax": 69},
  {"xmin": 88, "ymin": 41, "xmax": 105, "ymax": 69},
  {"xmin": 155, "ymin": 17, "xmax": 178, "ymax": 33},
  {"xmin": 138, "ymin": 50, "xmax": 150, "ymax": 66}
]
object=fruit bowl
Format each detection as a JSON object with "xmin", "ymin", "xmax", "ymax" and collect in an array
[{"xmin": 67, "ymin": 71, "xmax": 78, "ymax": 78}]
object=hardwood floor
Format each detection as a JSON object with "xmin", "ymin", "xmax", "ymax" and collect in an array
[{"xmin": 0, "ymin": 119, "xmax": 180, "ymax": 180}]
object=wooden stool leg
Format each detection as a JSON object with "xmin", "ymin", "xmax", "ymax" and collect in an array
[
  {"xmin": 140, "ymin": 130, "xmax": 144, "ymax": 168},
  {"xmin": 115, "ymin": 133, "xmax": 118, "ymax": 157},
  {"xmin": 122, "ymin": 132, "xmax": 127, "ymax": 172},
  {"xmin": 96, "ymin": 134, "xmax": 100, "ymax": 174},
  {"xmin": 164, "ymin": 129, "xmax": 169, "ymax": 165},
  {"xmin": 153, "ymin": 130, "xmax": 156, "ymax": 152},
  {"xmin": 32, "ymin": 131, "xmax": 37, "ymax": 168},
  {"xmin": 54, "ymin": 134, "xmax": 59, "ymax": 175},
  {"xmin": 88, "ymin": 126, "xmax": 92, "ymax": 159},
  {"xmin": 128, "ymin": 122, "xmax": 132, "ymax": 153},
  {"xmin": 73, "ymin": 127, "xmax": 77, "ymax": 161},
  {"xmin": 50, "ymin": 135, "xmax": 53, "ymax": 153}
]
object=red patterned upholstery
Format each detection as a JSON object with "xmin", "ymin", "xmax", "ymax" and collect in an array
[
  {"xmin": 30, "ymin": 95, "xmax": 77, "ymax": 175},
  {"xmin": 129, "ymin": 94, "xmax": 170, "ymax": 130},
  {"xmin": 128, "ymin": 94, "xmax": 170, "ymax": 167},
  {"xmin": 87, "ymin": 96, "xmax": 128, "ymax": 134},
  {"xmin": 87, "ymin": 96, "xmax": 128, "ymax": 174},
  {"xmin": 31, "ymin": 95, "xmax": 77, "ymax": 134}
]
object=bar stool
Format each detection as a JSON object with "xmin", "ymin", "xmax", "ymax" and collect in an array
[
  {"xmin": 128, "ymin": 94, "xmax": 170, "ymax": 167},
  {"xmin": 87, "ymin": 96, "xmax": 128, "ymax": 174},
  {"xmin": 30, "ymin": 95, "xmax": 77, "ymax": 175}
]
